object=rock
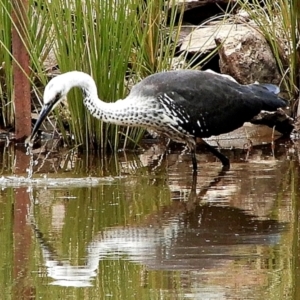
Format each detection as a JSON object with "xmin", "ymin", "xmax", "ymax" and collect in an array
[
  {"xmin": 180, "ymin": 22, "xmax": 239, "ymax": 54},
  {"xmin": 216, "ymin": 25, "xmax": 282, "ymax": 84},
  {"xmin": 173, "ymin": 23, "xmax": 196, "ymax": 44},
  {"xmin": 204, "ymin": 123, "xmax": 282, "ymax": 149},
  {"xmin": 251, "ymin": 109, "xmax": 294, "ymax": 136},
  {"xmin": 180, "ymin": 22, "xmax": 281, "ymax": 85}
]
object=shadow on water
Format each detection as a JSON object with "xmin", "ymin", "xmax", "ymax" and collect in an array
[{"xmin": 0, "ymin": 138, "xmax": 299, "ymax": 299}]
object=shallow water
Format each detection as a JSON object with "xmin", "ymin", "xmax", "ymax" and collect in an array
[{"xmin": 0, "ymin": 140, "xmax": 299, "ymax": 299}]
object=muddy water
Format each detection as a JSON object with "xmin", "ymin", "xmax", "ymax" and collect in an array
[{"xmin": 0, "ymin": 140, "xmax": 299, "ymax": 299}]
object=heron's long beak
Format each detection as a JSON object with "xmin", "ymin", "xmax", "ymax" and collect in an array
[{"xmin": 25, "ymin": 102, "xmax": 53, "ymax": 145}]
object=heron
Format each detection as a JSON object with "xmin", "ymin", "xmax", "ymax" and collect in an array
[{"xmin": 26, "ymin": 69, "xmax": 287, "ymax": 172}]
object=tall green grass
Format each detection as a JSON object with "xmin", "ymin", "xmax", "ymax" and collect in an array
[
  {"xmin": 238, "ymin": 0, "xmax": 299, "ymax": 114},
  {"xmin": 0, "ymin": 0, "xmax": 14, "ymax": 126}
]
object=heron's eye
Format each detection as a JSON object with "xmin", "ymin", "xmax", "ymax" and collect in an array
[{"xmin": 54, "ymin": 92, "xmax": 62, "ymax": 102}]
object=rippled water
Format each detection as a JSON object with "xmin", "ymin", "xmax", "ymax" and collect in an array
[{"xmin": 0, "ymin": 139, "xmax": 299, "ymax": 299}]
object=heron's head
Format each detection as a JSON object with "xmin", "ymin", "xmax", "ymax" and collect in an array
[
  {"xmin": 44, "ymin": 76, "xmax": 69, "ymax": 105},
  {"xmin": 26, "ymin": 75, "xmax": 70, "ymax": 145}
]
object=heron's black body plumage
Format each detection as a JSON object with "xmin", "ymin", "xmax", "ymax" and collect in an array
[{"xmin": 130, "ymin": 70, "xmax": 286, "ymax": 139}]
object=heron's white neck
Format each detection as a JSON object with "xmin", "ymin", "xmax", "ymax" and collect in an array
[{"xmin": 63, "ymin": 71, "xmax": 146, "ymax": 126}]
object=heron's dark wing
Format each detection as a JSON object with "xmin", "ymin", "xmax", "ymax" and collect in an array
[
  {"xmin": 131, "ymin": 70, "xmax": 285, "ymax": 138},
  {"xmin": 155, "ymin": 90, "xmax": 257, "ymax": 138}
]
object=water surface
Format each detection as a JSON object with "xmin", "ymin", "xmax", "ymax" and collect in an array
[{"xmin": 0, "ymin": 140, "xmax": 299, "ymax": 299}]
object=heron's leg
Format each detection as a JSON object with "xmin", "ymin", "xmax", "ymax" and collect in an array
[
  {"xmin": 157, "ymin": 138, "xmax": 170, "ymax": 167},
  {"xmin": 202, "ymin": 140, "xmax": 230, "ymax": 169},
  {"xmin": 191, "ymin": 148, "xmax": 198, "ymax": 173},
  {"xmin": 148, "ymin": 138, "xmax": 170, "ymax": 172},
  {"xmin": 165, "ymin": 138, "xmax": 171, "ymax": 150}
]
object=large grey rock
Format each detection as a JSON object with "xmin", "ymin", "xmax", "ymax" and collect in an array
[
  {"xmin": 205, "ymin": 123, "xmax": 282, "ymax": 149},
  {"xmin": 216, "ymin": 25, "xmax": 281, "ymax": 84},
  {"xmin": 180, "ymin": 22, "xmax": 231, "ymax": 53},
  {"xmin": 180, "ymin": 22, "xmax": 281, "ymax": 84}
]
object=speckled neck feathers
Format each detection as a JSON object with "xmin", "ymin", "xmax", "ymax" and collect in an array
[{"xmin": 63, "ymin": 72, "xmax": 159, "ymax": 127}]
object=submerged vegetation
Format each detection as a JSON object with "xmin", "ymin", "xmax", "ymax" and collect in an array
[{"xmin": 0, "ymin": 0, "xmax": 299, "ymax": 151}]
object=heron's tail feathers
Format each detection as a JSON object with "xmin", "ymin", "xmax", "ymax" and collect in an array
[
  {"xmin": 258, "ymin": 83, "xmax": 280, "ymax": 95},
  {"xmin": 248, "ymin": 82, "xmax": 287, "ymax": 110}
]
